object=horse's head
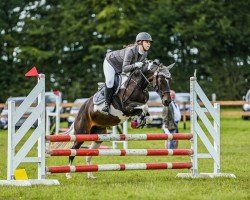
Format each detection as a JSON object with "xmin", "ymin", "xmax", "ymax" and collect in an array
[{"xmin": 142, "ymin": 60, "xmax": 174, "ymax": 106}]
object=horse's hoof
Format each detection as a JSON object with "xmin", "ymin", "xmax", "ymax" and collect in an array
[{"xmin": 66, "ymin": 173, "xmax": 72, "ymax": 179}]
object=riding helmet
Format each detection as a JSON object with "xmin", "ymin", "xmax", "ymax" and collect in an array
[{"xmin": 136, "ymin": 32, "xmax": 153, "ymax": 42}]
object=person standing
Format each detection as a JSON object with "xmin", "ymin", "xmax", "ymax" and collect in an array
[
  {"xmin": 162, "ymin": 90, "xmax": 181, "ymax": 149},
  {"xmin": 102, "ymin": 32, "xmax": 153, "ymax": 114}
]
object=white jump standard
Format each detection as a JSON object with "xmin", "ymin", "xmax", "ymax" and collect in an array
[
  {"xmin": 0, "ymin": 73, "xmax": 59, "ymax": 186},
  {"xmin": 176, "ymin": 77, "xmax": 236, "ymax": 178}
]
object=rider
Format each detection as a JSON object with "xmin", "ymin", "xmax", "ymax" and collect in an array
[{"xmin": 102, "ymin": 32, "xmax": 153, "ymax": 114}]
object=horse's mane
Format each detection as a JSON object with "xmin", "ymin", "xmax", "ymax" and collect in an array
[
  {"xmin": 159, "ymin": 66, "xmax": 171, "ymax": 78},
  {"xmin": 145, "ymin": 59, "xmax": 172, "ymax": 78}
]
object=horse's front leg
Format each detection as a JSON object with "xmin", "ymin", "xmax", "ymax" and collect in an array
[
  {"xmin": 86, "ymin": 141, "xmax": 103, "ymax": 179},
  {"xmin": 133, "ymin": 104, "xmax": 149, "ymax": 128},
  {"xmin": 66, "ymin": 141, "xmax": 83, "ymax": 179}
]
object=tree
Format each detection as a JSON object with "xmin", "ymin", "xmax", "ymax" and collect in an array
[
  {"xmin": 0, "ymin": 0, "xmax": 249, "ymax": 102},
  {"xmin": 0, "ymin": 0, "xmax": 38, "ymax": 102}
]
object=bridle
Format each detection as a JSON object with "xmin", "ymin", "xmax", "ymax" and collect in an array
[
  {"xmin": 151, "ymin": 71, "xmax": 171, "ymax": 98},
  {"xmin": 121, "ymin": 61, "xmax": 171, "ymax": 103},
  {"xmin": 132, "ymin": 61, "xmax": 172, "ymax": 98}
]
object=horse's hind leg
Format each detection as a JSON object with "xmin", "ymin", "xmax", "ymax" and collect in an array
[
  {"xmin": 66, "ymin": 141, "xmax": 83, "ymax": 179},
  {"xmin": 86, "ymin": 141, "xmax": 103, "ymax": 179}
]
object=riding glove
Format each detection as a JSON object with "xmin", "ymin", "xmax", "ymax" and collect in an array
[{"xmin": 134, "ymin": 62, "xmax": 143, "ymax": 68}]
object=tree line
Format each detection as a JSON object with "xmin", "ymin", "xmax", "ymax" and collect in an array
[{"xmin": 0, "ymin": 0, "xmax": 249, "ymax": 102}]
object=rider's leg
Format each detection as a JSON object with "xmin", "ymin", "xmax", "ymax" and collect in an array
[
  {"xmin": 102, "ymin": 59, "xmax": 115, "ymax": 114},
  {"xmin": 102, "ymin": 87, "xmax": 115, "ymax": 114}
]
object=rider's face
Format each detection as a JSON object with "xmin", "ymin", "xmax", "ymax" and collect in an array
[{"xmin": 141, "ymin": 40, "xmax": 151, "ymax": 51}]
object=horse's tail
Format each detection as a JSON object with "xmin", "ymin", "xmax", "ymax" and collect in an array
[{"xmin": 65, "ymin": 122, "xmax": 75, "ymax": 135}]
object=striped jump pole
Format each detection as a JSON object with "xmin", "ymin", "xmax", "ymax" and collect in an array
[
  {"xmin": 47, "ymin": 149, "xmax": 193, "ymax": 156},
  {"xmin": 46, "ymin": 162, "xmax": 192, "ymax": 174},
  {"xmin": 46, "ymin": 133, "xmax": 193, "ymax": 142}
]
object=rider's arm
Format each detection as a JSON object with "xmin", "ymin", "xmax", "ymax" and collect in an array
[{"xmin": 122, "ymin": 48, "xmax": 136, "ymax": 73}]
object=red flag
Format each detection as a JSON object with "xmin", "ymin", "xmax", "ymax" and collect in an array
[{"xmin": 25, "ymin": 67, "xmax": 39, "ymax": 77}]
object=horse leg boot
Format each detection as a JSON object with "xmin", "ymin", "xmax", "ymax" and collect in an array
[
  {"xmin": 66, "ymin": 141, "xmax": 83, "ymax": 179},
  {"xmin": 86, "ymin": 141, "xmax": 102, "ymax": 179},
  {"xmin": 102, "ymin": 86, "xmax": 114, "ymax": 115}
]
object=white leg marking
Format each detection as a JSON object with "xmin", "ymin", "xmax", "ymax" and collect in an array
[
  {"xmin": 86, "ymin": 141, "xmax": 102, "ymax": 179},
  {"xmin": 66, "ymin": 163, "xmax": 72, "ymax": 179}
]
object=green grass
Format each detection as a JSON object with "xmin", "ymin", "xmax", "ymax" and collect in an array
[{"xmin": 0, "ymin": 109, "xmax": 250, "ymax": 200}]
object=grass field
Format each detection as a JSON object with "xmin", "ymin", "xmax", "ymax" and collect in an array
[{"xmin": 0, "ymin": 109, "xmax": 249, "ymax": 200}]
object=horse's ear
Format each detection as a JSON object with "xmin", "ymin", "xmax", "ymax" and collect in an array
[
  {"xmin": 153, "ymin": 59, "xmax": 161, "ymax": 65},
  {"xmin": 162, "ymin": 63, "xmax": 175, "ymax": 71}
]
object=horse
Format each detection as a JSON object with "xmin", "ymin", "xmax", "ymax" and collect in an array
[{"xmin": 66, "ymin": 59, "xmax": 174, "ymax": 179}]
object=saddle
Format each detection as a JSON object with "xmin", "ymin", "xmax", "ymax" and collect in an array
[{"xmin": 93, "ymin": 74, "xmax": 122, "ymax": 105}]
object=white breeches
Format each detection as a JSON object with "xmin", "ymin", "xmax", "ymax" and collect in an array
[{"xmin": 103, "ymin": 59, "xmax": 116, "ymax": 88}]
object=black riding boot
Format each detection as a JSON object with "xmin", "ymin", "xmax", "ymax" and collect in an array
[{"xmin": 102, "ymin": 86, "xmax": 114, "ymax": 114}]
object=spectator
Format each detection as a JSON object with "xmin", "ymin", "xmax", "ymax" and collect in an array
[{"xmin": 162, "ymin": 90, "xmax": 181, "ymax": 149}]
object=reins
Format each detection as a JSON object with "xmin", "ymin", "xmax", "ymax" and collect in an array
[
  {"xmin": 121, "ymin": 65, "xmax": 157, "ymax": 104},
  {"xmin": 119, "ymin": 62, "xmax": 171, "ymax": 112},
  {"xmin": 121, "ymin": 69, "xmax": 149, "ymax": 104}
]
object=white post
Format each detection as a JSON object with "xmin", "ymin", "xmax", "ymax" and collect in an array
[
  {"xmin": 37, "ymin": 74, "xmax": 46, "ymax": 179},
  {"xmin": 190, "ymin": 77, "xmax": 198, "ymax": 176},
  {"xmin": 46, "ymin": 93, "xmax": 60, "ymax": 135},
  {"xmin": 112, "ymin": 121, "xmax": 128, "ymax": 149},
  {"xmin": 7, "ymin": 101, "xmax": 15, "ymax": 180},
  {"xmin": 212, "ymin": 93, "xmax": 216, "ymax": 102},
  {"xmin": 55, "ymin": 94, "xmax": 60, "ymax": 134},
  {"xmin": 112, "ymin": 126, "xmax": 118, "ymax": 149},
  {"xmin": 123, "ymin": 120, "xmax": 128, "ymax": 149},
  {"xmin": 46, "ymin": 112, "xmax": 50, "ymax": 135},
  {"xmin": 214, "ymin": 103, "xmax": 220, "ymax": 173},
  {"xmin": 45, "ymin": 111, "xmax": 50, "ymax": 152}
]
